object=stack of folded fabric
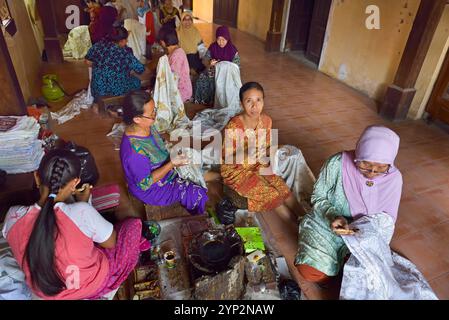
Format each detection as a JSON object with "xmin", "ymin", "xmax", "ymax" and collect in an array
[
  {"xmin": 91, "ymin": 184, "xmax": 120, "ymax": 212},
  {"xmin": 0, "ymin": 116, "xmax": 44, "ymax": 174}
]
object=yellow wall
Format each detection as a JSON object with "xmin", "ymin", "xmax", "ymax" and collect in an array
[
  {"xmin": 24, "ymin": 0, "xmax": 44, "ymax": 55},
  {"xmin": 408, "ymin": 5, "xmax": 449, "ymax": 119},
  {"xmin": 193, "ymin": 0, "xmax": 214, "ymax": 23},
  {"xmin": 237, "ymin": 0, "xmax": 272, "ymax": 41},
  {"xmin": 319, "ymin": 0, "xmax": 421, "ymax": 101},
  {"xmin": 4, "ymin": 0, "xmax": 42, "ymax": 103}
]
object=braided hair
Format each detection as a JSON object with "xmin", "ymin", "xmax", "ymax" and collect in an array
[{"xmin": 24, "ymin": 149, "xmax": 81, "ymax": 296}]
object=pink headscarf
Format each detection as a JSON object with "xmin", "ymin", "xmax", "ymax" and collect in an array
[{"xmin": 342, "ymin": 126, "xmax": 403, "ymax": 221}]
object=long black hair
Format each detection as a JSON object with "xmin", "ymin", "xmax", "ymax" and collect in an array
[
  {"xmin": 24, "ymin": 149, "xmax": 81, "ymax": 296},
  {"xmin": 239, "ymin": 82, "xmax": 265, "ymax": 102},
  {"xmin": 123, "ymin": 90, "xmax": 152, "ymax": 125}
]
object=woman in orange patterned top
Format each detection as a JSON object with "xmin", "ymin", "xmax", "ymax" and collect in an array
[{"xmin": 221, "ymin": 82, "xmax": 302, "ymax": 219}]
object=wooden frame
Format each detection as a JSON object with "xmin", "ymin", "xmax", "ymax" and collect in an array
[{"xmin": 426, "ymin": 48, "xmax": 449, "ymax": 123}]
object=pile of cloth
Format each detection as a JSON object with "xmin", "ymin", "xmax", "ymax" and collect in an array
[{"xmin": 0, "ymin": 116, "xmax": 44, "ymax": 174}]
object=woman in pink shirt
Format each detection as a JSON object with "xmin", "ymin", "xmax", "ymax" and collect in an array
[
  {"xmin": 2, "ymin": 149, "xmax": 150, "ymax": 300},
  {"xmin": 160, "ymin": 29, "xmax": 193, "ymax": 102}
]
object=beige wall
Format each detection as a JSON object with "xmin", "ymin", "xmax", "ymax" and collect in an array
[
  {"xmin": 24, "ymin": 0, "xmax": 44, "ymax": 55},
  {"xmin": 237, "ymin": 0, "xmax": 272, "ymax": 41},
  {"xmin": 408, "ymin": 5, "xmax": 449, "ymax": 119},
  {"xmin": 4, "ymin": 0, "xmax": 42, "ymax": 103},
  {"xmin": 193, "ymin": 0, "xmax": 214, "ymax": 23},
  {"xmin": 319, "ymin": 0, "xmax": 421, "ymax": 101}
]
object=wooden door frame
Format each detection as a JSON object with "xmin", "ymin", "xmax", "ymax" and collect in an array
[
  {"xmin": 0, "ymin": 26, "xmax": 26, "ymax": 115},
  {"xmin": 305, "ymin": 0, "xmax": 332, "ymax": 65},
  {"xmin": 285, "ymin": 0, "xmax": 316, "ymax": 53},
  {"xmin": 213, "ymin": 0, "xmax": 239, "ymax": 28},
  {"xmin": 426, "ymin": 48, "xmax": 449, "ymax": 117},
  {"xmin": 36, "ymin": 0, "xmax": 64, "ymax": 63},
  {"xmin": 380, "ymin": 0, "xmax": 447, "ymax": 121}
]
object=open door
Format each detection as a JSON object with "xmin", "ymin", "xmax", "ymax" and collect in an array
[
  {"xmin": 213, "ymin": 0, "xmax": 238, "ymax": 28},
  {"xmin": 427, "ymin": 50, "xmax": 449, "ymax": 125},
  {"xmin": 285, "ymin": 0, "xmax": 314, "ymax": 52},
  {"xmin": 305, "ymin": 0, "xmax": 332, "ymax": 65},
  {"xmin": 184, "ymin": 0, "xmax": 193, "ymax": 11},
  {"xmin": 0, "ymin": 27, "xmax": 26, "ymax": 115}
]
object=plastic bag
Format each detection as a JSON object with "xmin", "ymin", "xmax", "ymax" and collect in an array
[
  {"xmin": 278, "ymin": 279, "xmax": 301, "ymax": 300},
  {"xmin": 216, "ymin": 198, "xmax": 237, "ymax": 225}
]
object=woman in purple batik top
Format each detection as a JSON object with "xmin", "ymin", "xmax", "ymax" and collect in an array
[{"xmin": 119, "ymin": 90, "xmax": 208, "ymax": 215}]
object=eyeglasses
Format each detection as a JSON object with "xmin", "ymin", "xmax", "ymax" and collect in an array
[
  {"xmin": 139, "ymin": 115, "xmax": 156, "ymax": 120},
  {"xmin": 356, "ymin": 163, "xmax": 390, "ymax": 175}
]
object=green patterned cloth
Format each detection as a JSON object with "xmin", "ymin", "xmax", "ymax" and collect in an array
[{"xmin": 295, "ymin": 153, "xmax": 352, "ymax": 276}]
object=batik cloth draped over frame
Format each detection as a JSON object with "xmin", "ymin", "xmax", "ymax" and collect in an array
[
  {"xmin": 192, "ymin": 61, "xmax": 242, "ymax": 135},
  {"xmin": 152, "ymin": 55, "xmax": 191, "ymax": 134},
  {"xmin": 124, "ymin": 18, "xmax": 147, "ymax": 63}
]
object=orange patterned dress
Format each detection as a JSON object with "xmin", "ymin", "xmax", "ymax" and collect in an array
[{"xmin": 221, "ymin": 114, "xmax": 291, "ymax": 212}]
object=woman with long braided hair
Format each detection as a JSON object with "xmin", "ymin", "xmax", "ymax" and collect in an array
[{"xmin": 2, "ymin": 149, "xmax": 150, "ymax": 299}]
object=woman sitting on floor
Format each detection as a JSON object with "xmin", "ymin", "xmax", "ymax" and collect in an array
[
  {"xmin": 120, "ymin": 90, "xmax": 208, "ymax": 215},
  {"xmin": 85, "ymin": 27, "xmax": 145, "ymax": 101},
  {"xmin": 294, "ymin": 126, "xmax": 403, "ymax": 287},
  {"xmin": 176, "ymin": 11, "xmax": 205, "ymax": 75},
  {"xmin": 221, "ymin": 82, "xmax": 302, "ymax": 219},
  {"xmin": 194, "ymin": 25, "xmax": 240, "ymax": 106},
  {"xmin": 2, "ymin": 149, "xmax": 149, "ymax": 300},
  {"xmin": 160, "ymin": 29, "xmax": 192, "ymax": 103}
]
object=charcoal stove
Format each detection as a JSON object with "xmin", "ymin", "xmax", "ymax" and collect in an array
[{"xmin": 188, "ymin": 227, "xmax": 243, "ymax": 276}]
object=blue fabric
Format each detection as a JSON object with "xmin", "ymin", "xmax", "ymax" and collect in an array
[
  {"xmin": 137, "ymin": 0, "xmax": 151, "ymax": 18},
  {"xmin": 86, "ymin": 40, "xmax": 145, "ymax": 98}
]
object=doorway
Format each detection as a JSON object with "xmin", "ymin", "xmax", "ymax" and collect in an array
[
  {"xmin": 427, "ymin": 49, "xmax": 449, "ymax": 125},
  {"xmin": 213, "ymin": 0, "xmax": 238, "ymax": 28},
  {"xmin": 285, "ymin": 0, "xmax": 332, "ymax": 66}
]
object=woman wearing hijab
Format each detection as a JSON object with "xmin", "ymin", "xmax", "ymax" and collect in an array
[
  {"xmin": 176, "ymin": 11, "xmax": 205, "ymax": 74},
  {"xmin": 294, "ymin": 126, "xmax": 403, "ymax": 286},
  {"xmin": 194, "ymin": 25, "xmax": 240, "ymax": 106}
]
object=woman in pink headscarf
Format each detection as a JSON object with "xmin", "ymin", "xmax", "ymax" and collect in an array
[{"xmin": 294, "ymin": 126, "xmax": 403, "ymax": 290}]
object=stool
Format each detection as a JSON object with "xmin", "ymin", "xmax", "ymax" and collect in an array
[
  {"xmin": 127, "ymin": 188, "xmax": 190, "ymax": 221},
  {"xmin": 144, "ymin": 202, "xmax": 191, "ymax": 221},
  {"xmin": 97, "ymin": 95, "xmax": 125, "ymax": 116},
  {"xmin": 223, "ymin": 185, "xmax": 248, "ymax": 210}
]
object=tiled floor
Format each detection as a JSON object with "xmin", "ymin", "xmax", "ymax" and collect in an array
[{"xmin": 44, "ymin": 22, "xmax": 449, "ymax": 299}]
